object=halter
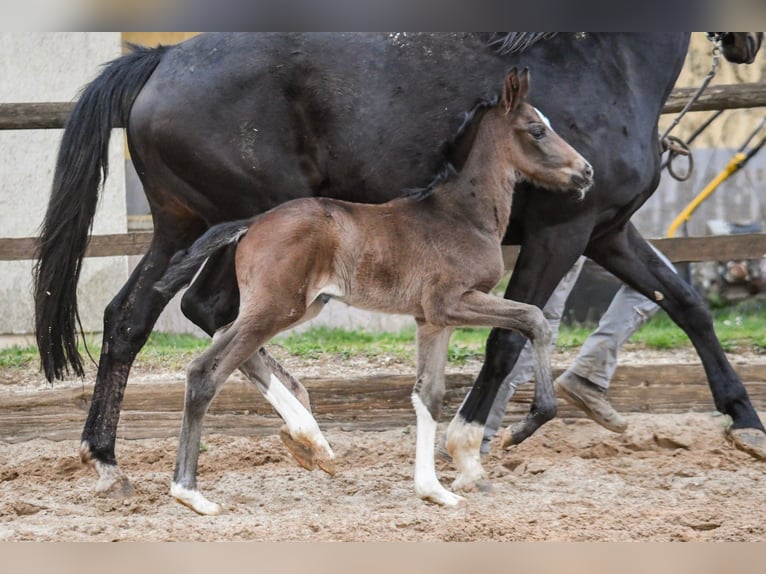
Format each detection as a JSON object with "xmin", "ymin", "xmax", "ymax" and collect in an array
[{"xmin": 660, "ymin": 33, "xmax": 723, "ymax": 181}]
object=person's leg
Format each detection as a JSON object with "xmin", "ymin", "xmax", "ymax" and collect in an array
[{"xmin": 556, "ymin": 245, "xmax": 674, "ymax": 431}]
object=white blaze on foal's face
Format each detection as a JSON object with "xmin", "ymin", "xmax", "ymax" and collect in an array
[{"xmin": 533, "ymin": 106, "xmax": 552, "ymax": 129}]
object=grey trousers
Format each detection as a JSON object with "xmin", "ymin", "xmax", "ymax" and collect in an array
[{"xmin": 480, "ymin": 246, "xmax": 674, "ymax": 447}]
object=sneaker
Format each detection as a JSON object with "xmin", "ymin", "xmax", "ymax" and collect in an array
[{"xmin": 555, "ymin": 371, "xmax": 628, "ymax": 433}]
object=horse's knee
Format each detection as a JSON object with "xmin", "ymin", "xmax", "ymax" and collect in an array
[
  {"xmin": 524, "ymin": 305, "xmax": 551, "ymax": 346},
  {"xmin": 185, "ymin": 358, "xmax": 218, "ymax": 413},
  {"xmin": 536, "ymin": 400, "xmax": 557, "ymax": 423}
]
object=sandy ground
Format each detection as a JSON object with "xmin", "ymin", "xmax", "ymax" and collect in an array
[{"xmin": 1, "ymin": 347, "xmax": 765, "ymax": 541}]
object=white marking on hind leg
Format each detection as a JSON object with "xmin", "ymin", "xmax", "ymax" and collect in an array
[
  {"xmin": 264, "ymin": 374, "xmax": 334, "ymax": 463},
  {"xmin": 445, "ymin": 415, "xmax": 487, "ymax": 491},
  {"xmin": 411, "ymin": 394, "xmax": 464, "ymax": 506},
  {"xmin": 80, "ymin": 441, "xmax": 134, "ymax": 497},
  {"xmin": 170, "ymin": 482, "xmax": 222, "ymax": 515}
]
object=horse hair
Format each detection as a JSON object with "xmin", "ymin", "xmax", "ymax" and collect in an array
[
  {"xmin": 155, "ymin": 220, "xmax": 252, "ymax": 298},
  {"xmin": 489, "ymin": 32, "xmax": 558, "ymax": 55},
  {"xmin": 33, "ymin": 43, "xmax": 169, "ymax": 380}
]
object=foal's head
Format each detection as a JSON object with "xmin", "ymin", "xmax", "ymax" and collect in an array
[{"xmin": 492, "ymin": 68, "xmax": 593, "ymax": 197}]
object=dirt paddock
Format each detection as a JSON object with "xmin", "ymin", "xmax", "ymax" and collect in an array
[{"xmin": 1, "ymin": 348, "xmax": 765, "ymax": 541}]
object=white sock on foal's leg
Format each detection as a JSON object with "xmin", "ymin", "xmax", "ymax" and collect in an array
[
  {"xmin": 411, "ymin": 394, "xmax": 465, "ymax": 506},
  {"xmin": 263, "ymin": 374, "xmax": 334, "ymax": 461}
]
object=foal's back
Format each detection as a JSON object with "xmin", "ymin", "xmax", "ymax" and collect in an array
[{"xmin": 234, "ymin": 194, "xmax": 505, "ymax": 321}]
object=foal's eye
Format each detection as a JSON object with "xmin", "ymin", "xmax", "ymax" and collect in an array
[{"xmin": 529, "ymin": 124, "xmax": 546, "ymax": 140}]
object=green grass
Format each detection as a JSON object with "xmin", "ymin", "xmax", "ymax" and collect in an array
[{"xmin": 2, "ymin": 301, "xmax": 764, "ymax": 370}]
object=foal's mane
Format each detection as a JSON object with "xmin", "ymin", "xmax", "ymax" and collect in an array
[
  {"xmin": 402, "ymin": 96, "xmax": 497, "ymax": 201},
  {"xmin": 403, "ymin": 33, "xmax": 556, "ymax": 202}
]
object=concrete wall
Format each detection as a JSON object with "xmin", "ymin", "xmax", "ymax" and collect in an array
[{"xmin": 0, "ymin": 32, "xmax": 127, "ymax": 335}]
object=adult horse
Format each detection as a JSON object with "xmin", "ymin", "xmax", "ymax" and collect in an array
[{"xmin": 35, "ymin": 32, "xmax": 765, "ymax": 496}]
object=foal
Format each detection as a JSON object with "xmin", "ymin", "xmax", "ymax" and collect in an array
[{"xmin": 156, "ymin": 68, "xmax": 593, "ymax": 514}]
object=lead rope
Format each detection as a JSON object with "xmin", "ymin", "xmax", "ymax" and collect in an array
[{"xmin": 660, "ymin": 34, "xmax": 723, "ymax": 181}]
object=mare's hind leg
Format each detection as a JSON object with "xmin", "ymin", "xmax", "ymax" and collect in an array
[
  {"xmin": 441, "ymin": 291, "xmax": 554, "ymax": 488},
  {"xmin": 411, "ymin": 323, "xmax": 464, "ymax": 506},
  {"xmin": 587, "ymin": 223, "xmax": 766, "ymax": 460},
  {"xmin": 81, "ymin": 222, "xmax": 204, "ymax": 497}
]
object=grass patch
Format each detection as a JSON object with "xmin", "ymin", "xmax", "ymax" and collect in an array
[{"xmin": 2, "ymin": 300, "xmax": 764, "ymax": 371}]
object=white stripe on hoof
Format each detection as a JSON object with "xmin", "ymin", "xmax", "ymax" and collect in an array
[
  {"xmin": 171, "ymin": 482, "xmax": 222, "ymax": 515},
  {"xmin": 411, "ymin": 394, "xmax": 465, "ymax": 507},
  {"xmin": 265, "ymin": 374, "xmax": 334, "ymax": 462},
  {"xmin": 445, "ymin": 415, "xmax": 487, "ymax": 491}
]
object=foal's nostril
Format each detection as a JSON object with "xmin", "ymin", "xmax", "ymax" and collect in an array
[{"xmin": 583, "ymin": 163, "xmax": 594, "ymax": 180}]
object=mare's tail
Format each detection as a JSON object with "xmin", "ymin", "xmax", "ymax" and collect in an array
[
  {"xmin": 34, "ymin": 44, "xmax": 168, "ymax": 381},
  {"xmin": 154, "ymin": 220, "xmax": 253, "ymax": 297}
]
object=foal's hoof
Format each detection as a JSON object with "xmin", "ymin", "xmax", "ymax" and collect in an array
[
  {"xmin": 279, "ymin": 426, "xmax": 336, "ymax": 476},
  {"xmin": 170, "ymin": 482, "xmax": 222, "ymax": 516},
  {"xmin": 726, "ymin": 427, "xmax": 766, "ymax": 461}
]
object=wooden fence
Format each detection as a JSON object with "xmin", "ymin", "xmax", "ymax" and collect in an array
[{"xmin": 1, "ymin": 81, "xmax": 765, "ymax": 265}]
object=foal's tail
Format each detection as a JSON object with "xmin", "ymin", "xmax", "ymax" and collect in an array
[
  {"xmin": 154, "ymin": 220, "xmax": 253, "ymax": 297},
  {"xmin": 34, "ymin": 43, "xmax": 169, "ymax": 382}
]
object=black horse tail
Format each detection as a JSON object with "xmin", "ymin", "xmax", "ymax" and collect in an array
[
  {"xmin": 155, "ymin": 220, "xmax": 253, "ymax": 298},
  {"xmin": 33, "ymin": 44, "xmax": 169, "ymax": 382}
]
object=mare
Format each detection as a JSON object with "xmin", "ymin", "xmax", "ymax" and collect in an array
[
  {"xmin": 155, "ymin": 69, "xmax": 593, "ymax": 513},
  {"xmin": 34, "ymin": 33, "xmax": 765, "ymax": 497}
]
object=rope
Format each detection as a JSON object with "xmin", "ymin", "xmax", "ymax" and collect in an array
[{"xmin": 660, "ymin": 34, "xmax": 723, "ymax": 181}]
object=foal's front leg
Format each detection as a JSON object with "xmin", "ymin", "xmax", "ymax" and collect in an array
[
  {"xmin": 443, "ymin": 291, "xmax": 555, "ymax": 486},
  {"xmin": 412, "ymin": 323, "xmax": 464, "ymax": 506}
]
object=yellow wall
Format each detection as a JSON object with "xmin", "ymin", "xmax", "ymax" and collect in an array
[{"xmin": 121, "ymin": 32, "xmax": 200, "ymax": 51}]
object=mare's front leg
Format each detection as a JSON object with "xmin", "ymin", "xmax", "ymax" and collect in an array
[
  {"xmin": 81, "ymin": 226, "xmax": 202, "ymax": 497},
  {"xmin": 412, "ymin": 323, "xmax": 464, "ymax": 506},
  {"xmin": 587, "ymin": 223, "xmax": 766, "ymax": 460}
]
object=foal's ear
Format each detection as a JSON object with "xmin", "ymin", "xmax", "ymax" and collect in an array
[
  {"xmin": 501, "ymin": 67, "xmax": 525, "ymax": 115},
  {"xmin": 518, "ymin": 67, "xmax": 531, "ymax": 102}
]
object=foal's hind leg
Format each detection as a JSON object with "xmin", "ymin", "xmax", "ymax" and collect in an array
[
  {"xmin": 411, "ymin": 323, "xmax": 464, "ymax": 506},
  {"xmin": 171, "ymin": 321, "xmax": 268, "ymax": 515},
  {"xmin": 239, "ymin": 352, "xmax": 334, "ymax": 475}
]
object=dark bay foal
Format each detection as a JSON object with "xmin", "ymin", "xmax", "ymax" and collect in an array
[{"xmin": 156, "ymin": 69, "xmax": 593, "ymax": 514}]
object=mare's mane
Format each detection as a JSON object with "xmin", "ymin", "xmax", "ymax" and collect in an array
[{"xmin": 488, "ymin": 32, "xmax": 558, "ymax": 55}]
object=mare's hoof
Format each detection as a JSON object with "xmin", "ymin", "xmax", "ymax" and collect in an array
[
  {"xmin": 279, "ymin": 426, "xmax": 336, "ymax": 475},
  {"xmin": 453, "ymin": 478, "xmax": 493, "ymax": 493},
  {"xmin": 726, "ymin": 427, "xmax": 766, "ymax": 461},
  {"xmin": 97, "ymin": 476, "xmax": 136, "ymax": 498},
  {"xmin": 501, "ymin": 423, "xmax": 528, "ymax": 449}
]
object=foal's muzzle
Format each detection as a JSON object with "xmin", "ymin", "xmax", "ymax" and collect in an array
[{"xmin": 570, "ymin": 163, "xmax": 594, "ymax": 196}]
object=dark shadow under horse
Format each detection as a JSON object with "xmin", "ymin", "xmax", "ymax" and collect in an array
[{"xmin": 34, "ymin": 32, "xmax": 765, "ymax": 496}]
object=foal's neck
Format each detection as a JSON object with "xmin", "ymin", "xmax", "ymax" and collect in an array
[{"xmin": 441, "ymin": 110, "xmax": 518, "ymax": 240}]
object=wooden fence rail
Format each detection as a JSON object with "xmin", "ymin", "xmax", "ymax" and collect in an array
[
  {"xmin": 1, "ymin": 81, "xmax": 765, "ymax": 265},
  {"xmin": 1, "ymin": 82, "xmax": 765, "ymax": 130},
  {"xmin": 2, "ymin": 232, "xmax": 766, "ymax": 266}
]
